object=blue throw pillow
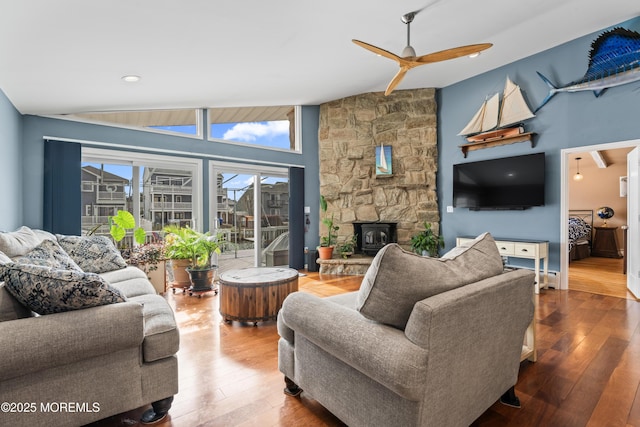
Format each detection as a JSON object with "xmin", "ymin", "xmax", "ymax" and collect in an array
[
  {"xmin": 0, "ymin": 263, "xmax": 126, "ymax": 315},
  {"xmin": 12, "ymin": 239, "xmax": 82, "ymax": 271},
  {"xmin": 56, "ymin": 235, "xmax": 127, "ymax": 274}
]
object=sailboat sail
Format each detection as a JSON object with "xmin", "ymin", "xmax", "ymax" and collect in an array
[
  {"xmin": 458, "ymin": 77, "xmax": 535, "ymax": 139},
  {"xmin": 377, "ymin": 141, "xmax": 389, "ymax": 173},
  {"xmin": 499, "ymin": 77, "xmax": 535, "ymax": 127}
]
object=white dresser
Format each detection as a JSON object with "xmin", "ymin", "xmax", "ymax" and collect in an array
[{"xmin": 456, "ymin": 237, "xmax": 549, "ymax": 294}]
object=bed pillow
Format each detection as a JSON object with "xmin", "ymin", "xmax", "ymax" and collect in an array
[
  {"xmin": 0, "ymin": 250, "xmax": 10, "ymax": 265},
  {"xmin": 56, "ymin": 235, "xmax": 127, "ymax": 274},
  {"xmin": 356, "ymin": 233, "xmax": 504, "ymax": 329},
  {"xmin": 12, "ymin": 239, "xmax": 82, "ymax": 271},
  {"xmin": 0, "ymin": 263, "xmax": 126, "ymax": 315}
]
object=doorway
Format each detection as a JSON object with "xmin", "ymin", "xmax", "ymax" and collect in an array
[
  {"xmin": 561, "ymin": 139, "xmax": 640, "ymax": 299},
  {"xmin": 210, "ymin": 161, "xmax": 289, "ymax": 274}
]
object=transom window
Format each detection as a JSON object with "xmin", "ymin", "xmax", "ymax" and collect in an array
[
  {"xmin": 208, "ymin": 106, "xmax": 300, "ymax": 152},
  {"xmin": 57, "ymin": 109, "xmax": 201, "ymax": 138}
]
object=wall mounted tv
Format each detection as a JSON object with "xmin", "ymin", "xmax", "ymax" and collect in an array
[{"xmin": 453, "ymin": 152, "xmax": 545, "ymax": 210}]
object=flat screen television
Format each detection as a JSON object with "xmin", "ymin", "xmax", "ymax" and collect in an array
[{"xmin": 453, "ymin": 153, "xmax": 545, "ymax": 210}]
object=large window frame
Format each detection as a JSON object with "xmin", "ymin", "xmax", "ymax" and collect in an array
[
  {"xmin": 207, "ymin": 106, "xmax": 302, "ymax": 153},
  {"xmin": 82, "ymin": 147, "xmax": 204, "ymax": 231}
]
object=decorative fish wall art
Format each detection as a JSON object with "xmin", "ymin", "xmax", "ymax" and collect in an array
[{"xmin": 534, "ymin": 27, "xmax": 640, "ymax": 112}]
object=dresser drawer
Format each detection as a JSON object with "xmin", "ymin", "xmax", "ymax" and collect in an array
[
  {"xmin": 495, "ymin": 242, "xmax": 515, "ymax": 255},
  {"xmin": 515, "ymin": 243, "xmax": 537, "ymax": 257}
]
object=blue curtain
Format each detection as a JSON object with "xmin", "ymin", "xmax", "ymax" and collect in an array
[
  {"xmin": 43, "ymin": 140, "xmax": 81, "ymax": 235},
  {"xmin": 288, "ymin": 167, "xmax": 305, "ymax": 269}
]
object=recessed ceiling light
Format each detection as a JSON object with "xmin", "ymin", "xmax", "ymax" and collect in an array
[
  {"xmin": 468, "ymin": 52, "xmax": 481, "ymax": 59},
  {"xmin": 121, "ymin": 75, "xmax": 141, "ymax": 83}
]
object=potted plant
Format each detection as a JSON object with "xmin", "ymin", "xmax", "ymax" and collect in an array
[
  {"xmin": 410, "ymin": 222, "xmax": 444, "ymax": 257},
  {"xmin": 318, "ymin": 195, "xmax": 339, "ymax": 259},
  {"xmin": 88, "ymin": 210, "xmax": 147, "ymax": 246},
  {"xmin": 337, "ymin": 235, "xmax": 357, "ymax": 259},
  {"xmin": 121, "ymin": 242, "xmax": 166, "ymax": 293},
  {"xmin": 164, "ymin": 225, "xmax": 221, "ymax": 292}
]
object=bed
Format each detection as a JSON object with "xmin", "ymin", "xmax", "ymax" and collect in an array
[{"xmin": 569, "ymin": 210, "xmax": 593, "ymax": 261}]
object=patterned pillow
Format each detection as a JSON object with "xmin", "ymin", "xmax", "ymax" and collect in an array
[
  {"xmin": 12, "ymin": 239, "xmax": 82, "ymax": 271},
  {"xmin": 0, "ymin": 263, "xmax": 126, "ymax": 315},
  {"xmin": 356, "ymin": 233, "xmax": 504, "ymax": 329},
  {"xmin": 56, "ymin": 235, "xmax": 127, "ymax": 274}
]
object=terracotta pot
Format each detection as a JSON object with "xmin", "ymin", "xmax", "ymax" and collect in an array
[
  {"xmin": 168, "ymin": 259, "xmax": 191, "ymax": 290},
  {"xmin": 317, "ymin": 246, "xmax": 334, "ymax": 260}
]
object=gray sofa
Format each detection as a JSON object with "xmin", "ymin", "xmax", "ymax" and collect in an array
[
  {"xmin": 278, "ymin": 233, "xmax": 535, "ymax": 427},
  {"xmin": 0, "ymin": 227, "xmax": 179, "ymax": 427}
]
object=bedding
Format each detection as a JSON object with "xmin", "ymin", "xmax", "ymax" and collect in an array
[{"xmin": 568, "ymin": 216, "xmax": 591, "ymax": 252}]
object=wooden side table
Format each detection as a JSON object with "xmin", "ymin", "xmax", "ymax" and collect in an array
[
  {"xmin": 591, "ymin": 226, "xmax": 622, "ymax": 258},
  {"xmin": 218, "ymin": 267, "xmax": 298, "ymax": 325}
]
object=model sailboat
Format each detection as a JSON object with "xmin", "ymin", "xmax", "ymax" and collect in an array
[{"xmin": 458, "ymin": 77, "xmax": 535, "ymax": 143}]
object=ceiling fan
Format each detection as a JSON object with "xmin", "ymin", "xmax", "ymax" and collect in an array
[{"xmin": 353, "ymin": 9, "xmax": 492, "ymax": 96}]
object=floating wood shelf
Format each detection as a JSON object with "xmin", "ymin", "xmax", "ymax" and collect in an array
[{"xmin": 459, "ymin": 132, "xmax": 536, "ymax": 158}]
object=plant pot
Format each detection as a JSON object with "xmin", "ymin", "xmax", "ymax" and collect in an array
[
  {"xmin": 186, "ymin": 267, "xmax": 215, "ymax": 292},
  {"xmin": 317, "ymin": 246, "xmax": 334, "ymax": 260},
  {"xmin": 135, "ymin": 260, "xmax": 167, "ymax": 294},
  {"xmin": 168, "ymin": 259, "xmax": 191, "ymax": 290}
]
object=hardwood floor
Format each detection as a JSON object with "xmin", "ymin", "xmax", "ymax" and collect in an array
[
  {"xmin": 569, "ymin": 256, "xmax": 637, "ymax": 300},
  {"xmin": 88, "ymin": 272, "xmax": 640, "ymax": 427}
]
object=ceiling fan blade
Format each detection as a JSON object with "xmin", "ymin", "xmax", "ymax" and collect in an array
[
  {"xmin": 385, "ymin": 67, "xmax": 409, "ymax": 96},
  {"xmin": 414, "ymin": 43, "xmax": 492, "ymax": 64},
  {"xmin": 352, "ymin": 39, "xmax": 403, "ymax": 63}
]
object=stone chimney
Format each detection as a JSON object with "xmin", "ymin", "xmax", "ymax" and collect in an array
[{"xmin": 318, "ymin": 89, "xmax": 441, "ymax": 248}]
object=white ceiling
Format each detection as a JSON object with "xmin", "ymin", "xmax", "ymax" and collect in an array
[{"xmin": 1, "ymin": 0, "xmax": 638, "ymax": 115}]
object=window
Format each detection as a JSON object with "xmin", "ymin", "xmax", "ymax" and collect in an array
[
  {"xmin": 56, "ymin": 109, "xmax": 202, "ymax": 138},
  {"xmin": 82, "ymin": 148, "xmax": 203, "ymax": 239},
  {"xmin": 208, "ymin": 106, "xmax": 301, "ymax": 152}
]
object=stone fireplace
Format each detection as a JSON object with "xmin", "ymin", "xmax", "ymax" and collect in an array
[{"xmin": 318, "ymin": 88, "xmax": 441, "ymax": 252}]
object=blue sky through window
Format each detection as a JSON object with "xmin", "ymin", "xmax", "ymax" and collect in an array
[{"xmin": 210, "ymin": 120, "xmax": 290, "ymax": 149}]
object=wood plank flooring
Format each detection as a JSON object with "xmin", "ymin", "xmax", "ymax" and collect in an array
[
  {"xmin": 569, "ymin": 256, "xmax": 637, "ymax": 300},
  {"xmin": 88, "ymin": 271, "xmax": 640, "ymax": 427}
]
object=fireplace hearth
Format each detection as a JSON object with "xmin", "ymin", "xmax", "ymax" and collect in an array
[{"xmin": 353, "ymin": 222, "xmax": 397, "ymax": 256}]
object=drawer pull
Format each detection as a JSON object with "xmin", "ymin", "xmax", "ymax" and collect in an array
[
  {"xmin": 500, "ymin": 247, "xmax": 507, "ymax": 251},
  {"xmin": 520, "ymin": 249, "xmax": 528, "ymax": 252}
]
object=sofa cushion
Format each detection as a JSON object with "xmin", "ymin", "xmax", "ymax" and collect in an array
[
  {"xmin": 0, "ymin": 250, "xmax": 10, "ymax": 264},
  {"xmin": 0, "ymin": 283, "xmax": 32, "ymax": 321},
  {"xmin": 356, "ymin": 233, "xmax": 504, "ymax": 329},
  {"xmin": 0, "ymin": 263, "xmax": 126, "ymax": 315},
  {"xmin": 0, "ymin": 226, "xmax": 47, "ymax": 258},
  {"xmin": 57, "ymin": 235, "xmax": 127, "ymax": 274},
  {"xmin": 12, "ymin": 239, "xmax": 82, "ymax": 271},
  {"xmin": 128, "ymin": 293, "xmax": 180, "ymax": 362}
]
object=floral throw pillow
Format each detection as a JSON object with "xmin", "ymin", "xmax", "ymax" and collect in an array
[
  {"xmin": 0, "ymin": 263, "xmax": 126, "ymax": 315},
  {"xmin": 56, "ymin": 235, "xmax": 127, "ymax": 274},
  {"xmin": 12, "ymin": 239, "xmax": 82, "ymax": 271}
]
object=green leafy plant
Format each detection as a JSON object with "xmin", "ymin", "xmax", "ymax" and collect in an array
[
  {"xmin": 337, "ymin": 234, "xmax": 357, "ymax": 258},
  {"xmin": 410, "ymin": 222, "xmax": 444, "ymax": 257},
  {"xmin": 110, "ymin": 210, "xmax": 146, "ymax": 244},
  {"xmin": 121, "ymin": 242, "xmax": 165, "ymax": 272},
  {"xmin": 164, "ymin": 225, "xmax": 221, "ymax": 270},
  {"xmin": 319, "ymin": 195, "xmax": 339, "ymax": 247}
]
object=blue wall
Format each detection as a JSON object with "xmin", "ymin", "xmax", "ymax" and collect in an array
[
  {"xmin": 438, "ymin": 17, "xmax": 640, "ymax": 271},
  {"xmin": 0, "ymin": 89, "xmax": 23, "ymax": 230},
  {"xmin": 19, "ymin": 107, "xmax": 320, "ymax": 249}
]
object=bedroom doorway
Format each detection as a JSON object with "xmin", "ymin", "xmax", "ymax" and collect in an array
[{"xmin": 561, "ymin": 139, "xmax": 640, "ymax": 299}]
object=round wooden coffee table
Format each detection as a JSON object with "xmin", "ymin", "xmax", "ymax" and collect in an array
[{"xmin": 218, "ymin": 267, "xmax": 299, "ymax": 325}]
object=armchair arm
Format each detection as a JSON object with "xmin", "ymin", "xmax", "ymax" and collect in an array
[
  {"xmin": 279, "ymin": 292, "xmax": 428, "ymax": 399},
  {"xmin": 0, "ymin": 301, "xmax": 144, "ymax": 382}
]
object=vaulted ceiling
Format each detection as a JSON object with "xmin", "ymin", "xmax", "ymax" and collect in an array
[{"xmin": 1, "ymin": 0, "xmax": 637, "ymax": 115}]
